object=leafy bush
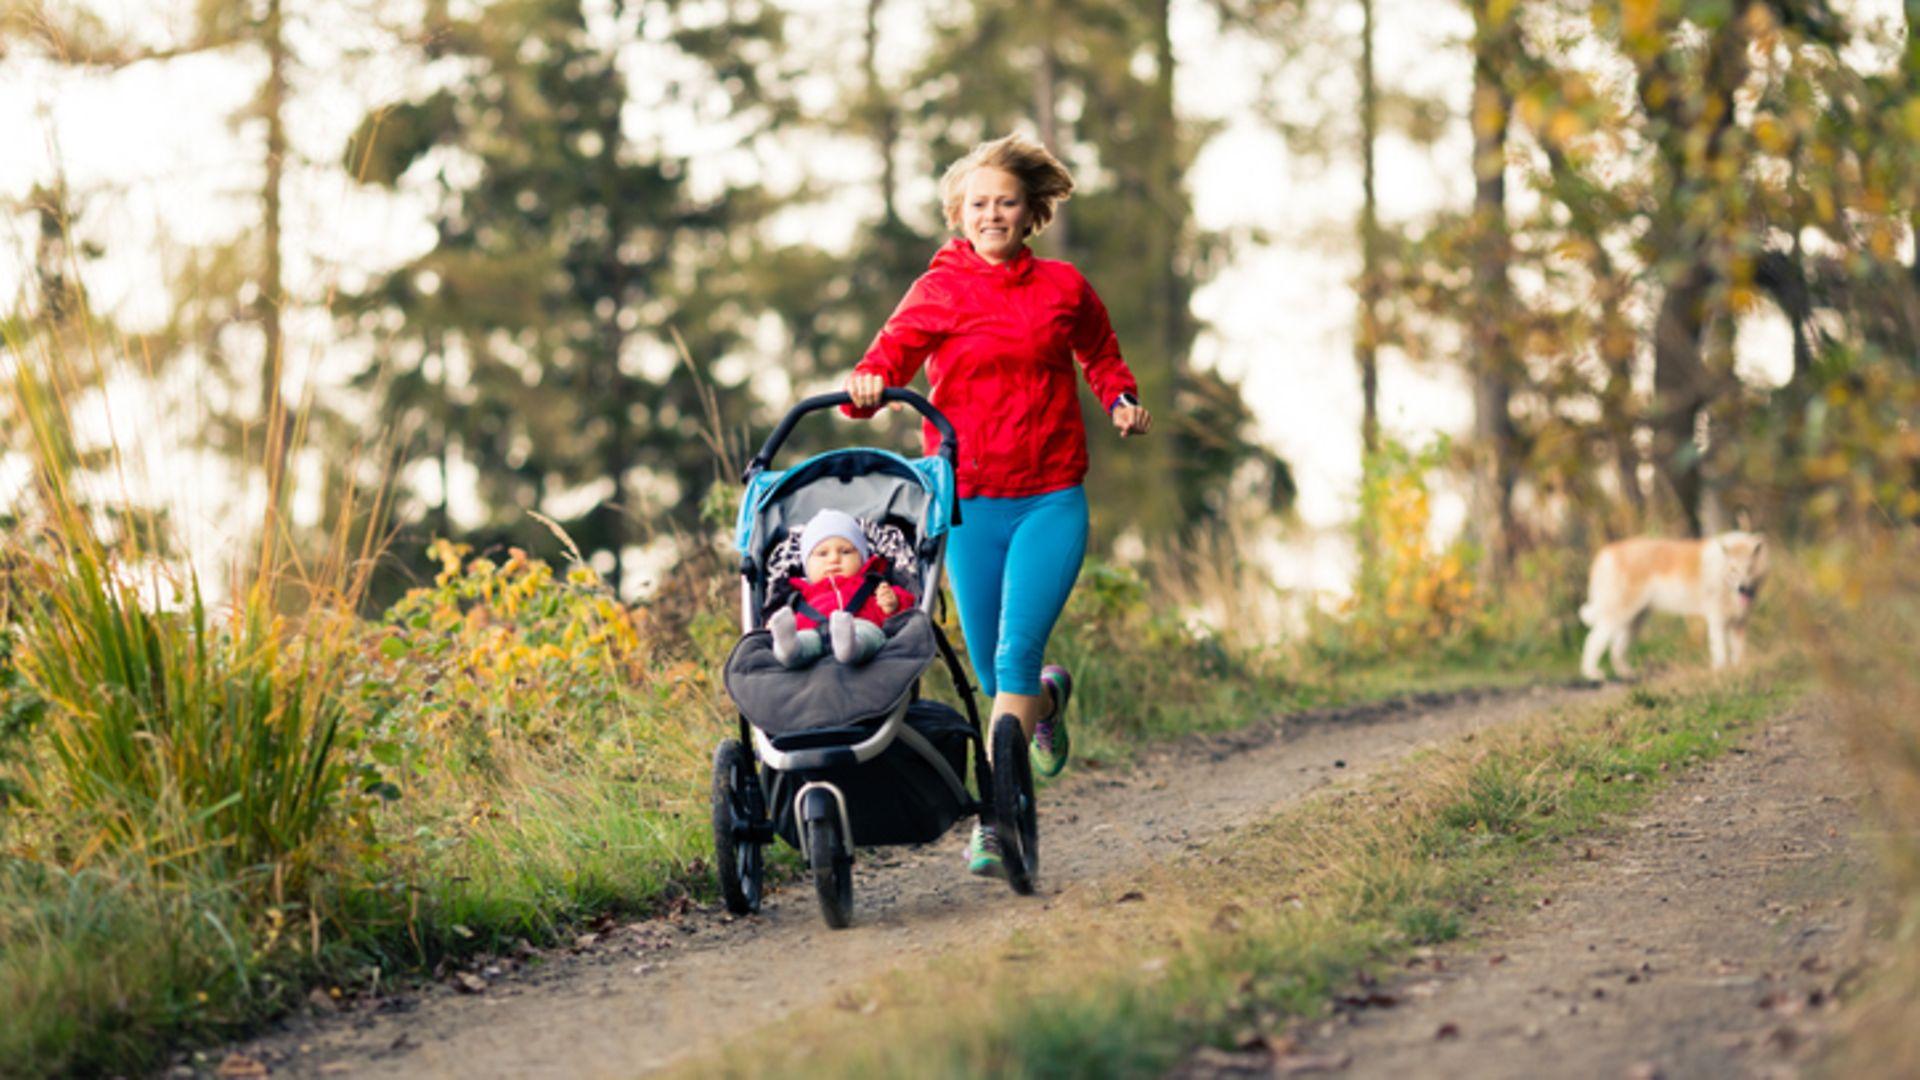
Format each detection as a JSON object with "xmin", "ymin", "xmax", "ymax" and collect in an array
[
  {"xmin": 1049, "ymin": 561, "xmax": 1281, "ymax": 747},
  {"xmin": 365, "ymin": 540, "xmax": 671, "ymax": 756},
  {"xmin": 1328, "ymin": 439, "xmax": 1481, "ymax": 659},
  {"xmin": 320, "ymin": 542, "xmax": 719, "ymax": 954}
]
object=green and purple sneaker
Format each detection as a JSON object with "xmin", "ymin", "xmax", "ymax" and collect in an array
[
  {"xmin": 966, "ymin": 822, "xmax": 1005, "ymax": 877},
  {"xmin": 1031, "ymin": 664, "xmax": 1073, "ymax": 777}
]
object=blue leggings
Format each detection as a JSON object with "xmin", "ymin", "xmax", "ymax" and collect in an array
[{"xmin": 946, "ymin": 485, "xmax": 1088, "ymax": 698}]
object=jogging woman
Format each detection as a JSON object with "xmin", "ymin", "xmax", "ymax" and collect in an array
[{"xmin": 843, "ymin": 133, "xmax": 1152, "ymax": 876}]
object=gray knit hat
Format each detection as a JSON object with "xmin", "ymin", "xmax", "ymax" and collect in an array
[{"xmin": 797, "ymin": 509, "xmax": 870, "ymax": 563}]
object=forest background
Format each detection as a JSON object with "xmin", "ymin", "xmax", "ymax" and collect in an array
[
  {"xmin": 6, "ymin": 0, "xmax": 1917, "ymax": 597},
  {"xmin": 2, "ymin": 0, "xmax": 1919, "ymax": 1075}
]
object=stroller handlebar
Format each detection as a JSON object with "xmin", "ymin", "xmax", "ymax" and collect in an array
[{"xmin": 741, "ymin": 389, "xmax": 958, "ymax": 483}]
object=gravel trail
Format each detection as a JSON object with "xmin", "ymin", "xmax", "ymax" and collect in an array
[
  {"xmin": 1227, "ymin": 702, "xmax": 1879, "ymax": 1080},
  {"xmin": 231, "ymin": 683, "xmax": 1605, "ymax": 1079}
]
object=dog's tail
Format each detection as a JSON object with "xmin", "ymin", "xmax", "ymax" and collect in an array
[{"xmin": 1578, "ymin": 601, "xmax": 1597, "ymax": 627}]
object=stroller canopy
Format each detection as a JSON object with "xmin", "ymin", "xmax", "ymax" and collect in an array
[{"xmin": 734, "ymin": 448, "xmax": 956, "ymax": 564}]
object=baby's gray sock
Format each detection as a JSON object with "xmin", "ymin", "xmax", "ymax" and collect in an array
[
  {"xmin": 770, "ymin": 607, "xmax": 800, "ymax": 666},
  {"xmin": 829, "ymin": 611, "xmax": 859, "ymax": 664}
]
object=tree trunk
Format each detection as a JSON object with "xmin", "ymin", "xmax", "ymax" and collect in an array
[
  {"xmin": 865, "ymin": 0, "xmax": 902, "ymax": 232},
  {"xmin": 1356, "ymin": 0, "xmax": 1381, "ymax": 459},
  {"xmin": 598, "ymin": 66, "xmax": 631, "ymax": 595},
  {"xmin": 1905, "ymin": 3, "xmax": 1920, "ymax": 336},
  {"xmin": 260, "ymin": 0, "xmax": 291, "ymax": 518},
  {"xmin": 1151, "ymin": 0, "xmax": 1184, "ymax": 374},
  {"xmin": 1650, "ymin": 268, "xmax": 1714, "ymax": 535},
  {"xmin": 1469, "ymin": 0, "xmax": 1518, "ymax": 572},
  {"xmin": 1636, "ymin": 18, "xmax": 1750, "ymax": 536},
  {"xmin": 1032, "ymin": 4, "xmax": 1069, "ymax": 254}
]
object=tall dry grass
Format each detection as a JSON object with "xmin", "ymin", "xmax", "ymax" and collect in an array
[
  {"xmin": 1, "ymin": 327, "xmax": 390, "ymax": 1070},
  {"xmin": 1801, "ymin": 533, "xmax": 1920, "ymax": 1073}
]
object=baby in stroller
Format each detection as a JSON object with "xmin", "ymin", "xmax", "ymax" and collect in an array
[
  {"xmin": 768, "ymin": 509, "xmax": 917, "ymax": 668},
  {"xmin": 715, "ymin": 388, "xmax": 1041, "ymax": 928}
]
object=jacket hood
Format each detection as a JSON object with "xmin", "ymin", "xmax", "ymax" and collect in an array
[{"xmin": 931, "ymin": 237, "xmax": 1035, "ymax": 285}]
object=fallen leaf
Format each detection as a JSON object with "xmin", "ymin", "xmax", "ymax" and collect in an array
[
  {"xmin": 216, "ymin": 1054, "xmax": 269, "ymax": 1079},
  {"xmin": 1435, "ymin": 1021, "xmax": 1461, "ymax": 1040},
  {"xmin": 1335, "ymin": 991, "xmax": 1399, "ymax": 1009},
  {"xmin": 1234, "ymin": 1031, "xmax": 1298, "ymax": 1056},
  {"xmin": 451, "ymin": 972, "xmax": 488, "ymax": 994},
  {"xmin": 574, "ymin": 933, "xmax": 600, "ymax": 949},
  {"xmin": 1758, "ymin": 991, "xmax": 1805, "ymax": 1017},
  {"xmin": 1114, "ymin": 890, "xmax": 1146, "ymax": 904}
]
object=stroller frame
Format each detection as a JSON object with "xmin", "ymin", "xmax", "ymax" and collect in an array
[{"xmin": 713, "ymin": 389, "xmax": 1040, "ymax": 928}]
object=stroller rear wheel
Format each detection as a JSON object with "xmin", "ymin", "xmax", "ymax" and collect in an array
[
  {"xmin": 807, "ymin": 815, "xmax": 854, "ymax": 928},
  {"xmin": 711, "ymin": 739, "xmax": 765, "ymax": 914},
  {"xmin": 990, "ymin": 715, "xmax": 1039, "ymax": 895}
]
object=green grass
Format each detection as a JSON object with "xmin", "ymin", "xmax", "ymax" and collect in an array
[
  {"xmin": 0, "ymin": 858, "xmax": 281, "ymax": 1074},
  {"xmin": 685, "ymin": 666, "xmax": 1794, "ymax": 1079}
]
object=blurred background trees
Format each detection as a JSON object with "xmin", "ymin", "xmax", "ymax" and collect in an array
[
  {"xmin": 337, "ymin": 0, "xmax": 791, "ymax": 596},
  {"xmin": 5, "ymin": 0, "xmax": 1917, "ymax": 604}
]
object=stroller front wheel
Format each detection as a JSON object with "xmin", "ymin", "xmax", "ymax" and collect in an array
[
  {"xmin": 808, "ymin": 815, "xmax": 854, "ymax": 928},
  {"xmin": 711, "ymin": 739, "xmax": 765, "ymax": 915},
  {"xmin": 990, "ymin": 715, "xmax": 1039, "ymax": 894}
]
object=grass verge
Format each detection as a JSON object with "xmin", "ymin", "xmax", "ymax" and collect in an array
[
  {"xmin": 681, "ymin": 666, "xmax": 1794, "ymax": 1079},
  {"xmin": 1802, "ymin": 538, "xmax": 1920, "ymax": 1074}
]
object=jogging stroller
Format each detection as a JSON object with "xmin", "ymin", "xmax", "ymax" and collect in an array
[{"xmin": 713, "ymin": 389, "xmax": 1039, "ymax": 928}]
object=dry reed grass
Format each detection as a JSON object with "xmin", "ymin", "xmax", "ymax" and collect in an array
[{"xmin": 1801, "ymin": 534, "xmax": 1920, "ymax": 1075}]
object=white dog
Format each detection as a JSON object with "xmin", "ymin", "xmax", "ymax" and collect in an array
[{"xmin": 1578, "ymin": 532, "xmax": 1769, "ymax": 682}]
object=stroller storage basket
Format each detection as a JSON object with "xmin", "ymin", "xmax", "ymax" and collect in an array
[{"xmin": 765, "ymin": 700, "xmax": 973, "ymax": 849}]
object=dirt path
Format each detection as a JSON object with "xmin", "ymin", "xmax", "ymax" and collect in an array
[
  {"xmin": 226, "ymin": 683, "xmax": 1601, "ymax": 1079},
  {"xmin": 1249, "ymin": 702, "xmax": 1880, "ymax": 1080}
]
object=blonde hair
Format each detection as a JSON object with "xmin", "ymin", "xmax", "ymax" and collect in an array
[{"xmin": 939, "ymin": 133, "xmax": 1075, "ymax": 237}]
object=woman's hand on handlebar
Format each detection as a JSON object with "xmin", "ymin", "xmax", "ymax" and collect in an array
[
  {"xmin": 846, "ymin": 371, "xmax": 900, "ymax": 411},
  {"xmin": 1111, "ymin": 401, "xmax": 1153, "ymax": 438}
]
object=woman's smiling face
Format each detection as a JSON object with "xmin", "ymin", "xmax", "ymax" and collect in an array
[{"xmin": 961, "ymin": 167, "xmax": 1032, "ymax": 264}]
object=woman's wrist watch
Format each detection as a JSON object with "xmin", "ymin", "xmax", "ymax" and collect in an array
[{"xmin": 1109, "ymin": 393, "xmax": 1139, "ymax": 414}]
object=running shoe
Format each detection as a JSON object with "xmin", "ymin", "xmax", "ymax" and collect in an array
[
  {"xmin": 1031, "ymin": 664, "xmax": 1073, "ymax": 777},
  {"xmin": 966, "ymin": 822, "xmax": 1005, "ymax": 877}
]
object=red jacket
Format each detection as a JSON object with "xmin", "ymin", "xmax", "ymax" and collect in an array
[
  {"xmin": 844, "ymin": 238, "xmax": 1139, "ymax": 499},
  {"xmin": 787, "ymin": 556, "xmax": 915, "ymax": 631}
]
